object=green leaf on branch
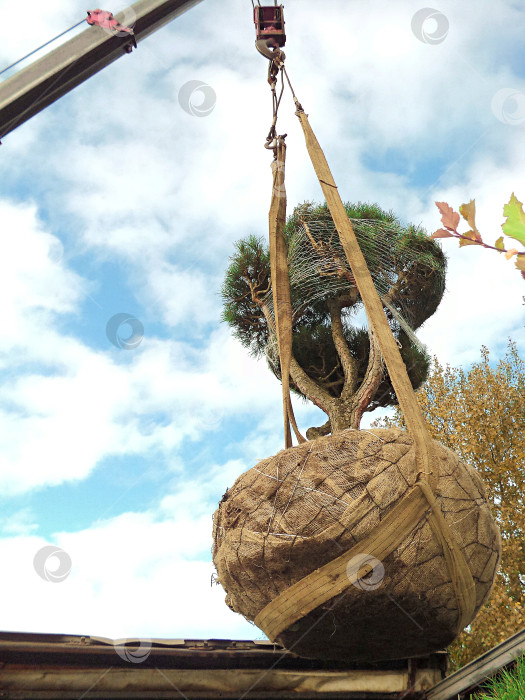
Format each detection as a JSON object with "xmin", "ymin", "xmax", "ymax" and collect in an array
[
  {"xmin": 459, "ymin": 200, "xmax": 482, "ymax": 241},
  {"xmin": 459, "ymin": 230, "xmax": 480, "ymax": 247},
  {"xmin": 431, "ymin": 228, "xmax": 454, "ymax": 239},
  {"xmin": 435, "ymin": 201, "xmax": 460, "ymax": 231},
  {"xmin": 502, "ymin": 193, "xmax": 525, "ymax": 247},
  {"xmin": 495, "ymin": 236, "xmax": 505, "ymax": 251}
]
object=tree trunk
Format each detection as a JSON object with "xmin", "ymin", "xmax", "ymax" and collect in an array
[
  {"xmin": 309, "ymin": 330, "xmax": 384, "ymax": 435},
  {"xmin": 258, "ymin": 297, "xmax": 385, "ymax": 438}
]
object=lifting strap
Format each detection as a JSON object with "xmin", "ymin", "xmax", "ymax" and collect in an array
[
  {"xmin": 268, "ymin": 138, "xmax": 306, "ymax": 447},
  {"xmin": 257, "ymin": 60, "xmax": 476, "ymax": 639},
  {"xmin": 265, "ymin": 49, "xmax": 305, "ymax": 448},
  {"xmin": 255, "ymin": 482, "xmax": 432, "ymax": 639},
  {"xmin": 291, "ymin": 103, "xmax": 476, "ymax": 631},
  {"xmin": 294, "ymin": 107, "xmax": 435, "ymax": 487}
]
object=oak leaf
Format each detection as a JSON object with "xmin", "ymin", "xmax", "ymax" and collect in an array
[
  {"xmin": 502, "ymin": 193, "xmax": 525, "ymax": 247},
  {"xmin": 459, "ymin": 200, "xmax": 482, "ymax": 241},
  {"xmin": 435, "ymin": 201, "xmax": 460, "ymax": 231}
]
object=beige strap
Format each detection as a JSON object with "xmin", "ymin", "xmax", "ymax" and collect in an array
[
  {"xmin": 269, "ymin": 138, "xmax": 306, "ymax": 447},
  {"xmin": 288, "ymin": 107, "xmax": 475, "ymax": 635},
  {"xmin": 254, "ymin": 484, "xmax": 431, "ymax": 640},
  {"xmin": 295, "ymin": 109, "xmax": 434, "ymax": 487},
  {"xmin": 417, "ymin": 480, "xmax": 476, "ymax": 631},
  {"xmin": 260, "ymin": 83, "xmax": 475, "ymax": 632}
]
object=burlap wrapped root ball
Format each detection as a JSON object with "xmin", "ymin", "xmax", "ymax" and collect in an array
[{"xmin": 212, "ymin": 428, "xmax": 501, "ymax": 662}]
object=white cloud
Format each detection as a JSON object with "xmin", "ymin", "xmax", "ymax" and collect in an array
[
  {"xmin": 0, "ymin": 508, "xmax": 38, "ymax": 536},
  {"xmin": 0, "ymin": 200, "xmax": 85, "ymax": 352},
  {"xmin": 0, "ymin": 0, "xmax": 524, "ymax": 642},
  {"xmin": 0, "ymin": 205, "xmax": 301, "ymax": 496},
  {"xmin": 144, "ymin": 264, "xmax": 220, "ymax": 327},
  {"xmin": 0, "ymin": 461, "xmax": 260, "ymax": 639}
]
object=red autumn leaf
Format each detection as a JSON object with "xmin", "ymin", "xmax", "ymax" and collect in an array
[
  {"xmin": 435, "ymin": 201, "xmax": 460, "ymax": 231},
  {"xmin": 431, "ymin": 228, "xmax": 454, "ymax": 239}
]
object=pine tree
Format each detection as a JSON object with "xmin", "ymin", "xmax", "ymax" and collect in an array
[{"xmin": 221, "ymin": 201, "xmax": 446, "ymax": 435}]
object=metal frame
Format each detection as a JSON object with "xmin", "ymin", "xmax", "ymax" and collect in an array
[
  {"xmin": 0, "ymin": 0, "xmax": 204, "ymax": 140},
  {"xmin": 427, "ymin": 627, "xmax": 525, "ymax": 700},
  {"xmin": 254, "ymin": 4, "xmax": 286, "ymax": 59},
  {"xmin": 0, "ymin": 632, "xmax": 448, "ymax": 698}
]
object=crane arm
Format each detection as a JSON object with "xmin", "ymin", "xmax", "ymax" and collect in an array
[{"xmin": 0, "ymin": 0, "xmax": 204, "ymax": 141}]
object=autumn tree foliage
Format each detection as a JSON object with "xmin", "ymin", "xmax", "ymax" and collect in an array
[
  {"xmin": 375, "ymin": 341, "xmax": 525, "ymax": 670},
  {"xmin": 221, "ymin": 202, "xmax": 446, "ymax": 435}
]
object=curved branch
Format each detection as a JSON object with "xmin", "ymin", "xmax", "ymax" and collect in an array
[
  {"xmin": 350, "ymin": 328, "xmax": 384, "ymax": 427},
  {"xmin": 327, "ymin": 295, "xmax": 359, "ymax": 401}
]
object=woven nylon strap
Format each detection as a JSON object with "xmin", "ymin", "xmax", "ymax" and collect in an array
[
  {"xmin": 256, "ymin": 109, "xmax": 476, "ymax": 641},
  {"xmin": 254, "ymin": 478, "xmax": 476, "ymax": 640},
  {"xmin": 269, "ymin": 138, "xmax": 305, "ymax": 447},
  {"xmin": 255, "ymin": 483, "xmax": 430, "ymax": 639},
  {"xmin": 295, "ymin": 109, "xmax": 435, "ymax": 486}
]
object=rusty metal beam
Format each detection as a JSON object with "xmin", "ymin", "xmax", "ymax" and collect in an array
[
  {"xmin": 0, "ymin": 632, "xmax": 448, "ymax": 699},
  {"xmin": 0, "ymin": 0, "xmax": 204, "ymax": 140}
]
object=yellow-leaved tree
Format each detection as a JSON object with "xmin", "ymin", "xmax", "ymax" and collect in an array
[{"xmin": 374, "ymin": 340, "xmax": 524, "ymax": 670}]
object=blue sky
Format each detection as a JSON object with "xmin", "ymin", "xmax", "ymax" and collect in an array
[{"xmin": 0, "ymin": 0, "xmax": 524, "ymax": 641}]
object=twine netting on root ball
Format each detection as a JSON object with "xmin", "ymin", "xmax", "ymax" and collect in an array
[{"xmin": 212, "ymin": 427, "xmax": 501, "ymax": 662}]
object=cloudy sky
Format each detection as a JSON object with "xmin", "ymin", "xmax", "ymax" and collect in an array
[{"xmin": 0, "ymin": 0, "xmax": 524, "ymax": 644}]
